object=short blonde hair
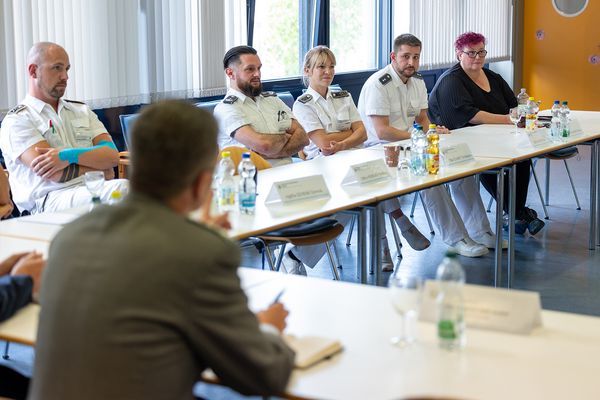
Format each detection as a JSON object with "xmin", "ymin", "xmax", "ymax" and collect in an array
[{"xmin": 302, "ymin": 45, "xmax": 336, "ymax": 87}]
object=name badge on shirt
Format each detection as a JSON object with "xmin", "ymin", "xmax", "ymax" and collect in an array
[{"xmin": 335, "ymin": 119, "xmax": 351, "ymax": 131}]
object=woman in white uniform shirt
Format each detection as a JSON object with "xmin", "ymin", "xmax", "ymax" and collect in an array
[{"xmin": 293, "ymin": 46, "xmax": 431, "ymax": 271}]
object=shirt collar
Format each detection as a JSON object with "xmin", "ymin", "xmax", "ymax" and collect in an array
[
  {"xmin": 305, "ymin": 86, "xmax": 327, "ymax": 103},
  {"xmin": 386, "ymin": 64, "xmax": 412, "ymax": 88},
  {"xmin": 227, "ymin": 87, "xmax": 250, "ymax": 104},
  {"xmin": 23, "ymin": 94, "xmax": 75, "ymax": 114}
]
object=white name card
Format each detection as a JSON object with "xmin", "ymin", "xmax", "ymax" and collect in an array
[
  {"xmin": 265, "ymin": 175, "xmax": 330, "ymax": 204},
  {"xmin": 419, "ymin": 280, "xmax": 542, "ymax": 335},
  {"xmin": 341, "ymin": 159, "xmax": 391, "ymax": 185},
  {"xmin": 441, "ymin": 143, "xmax": 474, "ymax": 166},
  {"xmin": 527, "ymin": 129, "xmax": 553, "ymax": 147},
  {"xmin": 569, "ymin": 119, "xmax": 584, "ymax": 137}
]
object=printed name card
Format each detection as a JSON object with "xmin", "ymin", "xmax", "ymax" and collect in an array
[
  {"xmin": 265, "ymin": 175, "xmax": 330, "ymax": 204},
  {"xmin": 440, "ymin": 143, "xmax": 474, "ymax": 166},
  {"xmin": 569, "ymin": 119, "xmax": 584, "ymax": 137},
  {"xmin": 419, "ymin": 280, "xmax": 542, "ymax": 335},
  {"xmin": 527, "ymin": 129, "xmax": 552, "ymax": 147},
  {"xmin": 341, "ymin": 159, "xmax": 391, "ymax": 185}
]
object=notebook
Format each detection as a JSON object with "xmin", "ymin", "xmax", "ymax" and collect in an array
[{"xmin": 283, "ymin": 334, "xmax": 343, "ymax": 369}]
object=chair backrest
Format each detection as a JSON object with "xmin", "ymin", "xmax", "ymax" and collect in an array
[
  {"xmin": 195, "ymin": 99, "xmax": 222, "ymax": 114},
  {"xmin": 119, "ymin": 113, "xmax": 139, "ymax": 150},
  {"xmin": 219, "ymin": 146, "xmax": 271, "ymax": 174},
  {"xmin": 277, "ymin": 91, "xmax": 295, "ymax": 108}
]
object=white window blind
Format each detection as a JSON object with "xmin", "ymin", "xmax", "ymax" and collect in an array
[
  {"xmin": 0, "ymin": 0, "xmax": 246, "ymax": 117},
  {"xmin": 409, "ymin": 0, "xmax": 513, "ymax": 70}
]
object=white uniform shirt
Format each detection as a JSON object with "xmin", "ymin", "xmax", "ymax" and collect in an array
[
  {"xmin": 213, "ymin": 88, "xmax": 295, "ymax": 167},
  {"xmin": 357, "ymin": 64, "xmax": 428, "ymax": 147},
  {"xmin": 292, "ymin": 87, "xmax": 362, "ymax": 160},
  {"xmin": 0, "ymin": 95, "xmax": 107, "ymax": 211}
]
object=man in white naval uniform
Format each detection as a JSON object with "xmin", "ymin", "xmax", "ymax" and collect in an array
[
  {"xmin": 358, "ymin": 34, "xmax": 506, "ymax": 257},
  {"xmin": 214, "ymin": 45, "xmax": 324, "ymax": 275},
  {"xmin": 0, "ymin": 42, "xmax": 127, "ymax": 214}
]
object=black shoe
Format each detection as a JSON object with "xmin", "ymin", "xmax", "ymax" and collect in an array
[
  {"xmin": 527, "ymin": 218, "xmax": 545, "ymax": 235},
  {"xmin": 503, "ymin": 218, "xmax": 528, "ymax": 235}
]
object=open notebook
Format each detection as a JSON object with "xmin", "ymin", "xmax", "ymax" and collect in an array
[{"xmin": 283, "ymin": 335, "xmax": 343, "ymax": 369}]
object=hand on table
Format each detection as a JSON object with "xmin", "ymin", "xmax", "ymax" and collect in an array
[
  {"xmin": 199, "ymin": 190, "xmax": 232, "ymax": 231},
  {"xmin": 256, "ymin": 302, "xmax": 289, "ymax": 333}
]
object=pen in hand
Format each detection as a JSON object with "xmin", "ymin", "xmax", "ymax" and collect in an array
[{"xmin": 271, "ymin": 289, "xmax": 285, "ymax": 305}]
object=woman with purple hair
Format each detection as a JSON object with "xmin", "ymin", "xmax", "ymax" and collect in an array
[{"xmin": 428, "ymin": 32, "xmax": 544, "ymax": 235}]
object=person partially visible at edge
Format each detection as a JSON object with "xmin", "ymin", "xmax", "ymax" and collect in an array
[
  {"xmin": 428, "ymin": 31, "xmax": 544, "ymax": 235},
  {"xmin": 29, "ymin": 101, "xmax": 295, "ymax": 400},
  {"xmin": 0, "ymin": 42, "xmax": 127, "ymax": 215}
]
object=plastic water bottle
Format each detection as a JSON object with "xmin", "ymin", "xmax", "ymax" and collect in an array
[
  {"xmin": 560, "ymin": 101, "xmax": 571, "ymax": 141},
  {"xmin": 525, "ymin": 97, "xmax": 539, "ymax": 132},
  {"xmin": 426, "ymin": 124, "xmax": 439, "ymax": 175},
  {"xmin": 550, "ymin": 100, "xmax": 561, "ymax": 142},
  {"xmin": 238, "ymin": 152, "xmax": 256, "ymax": 214},
  {"xmin": 410, "ymin": 124, "xmax": 427, "ymax": 176},
  {"xmin": 436, "ymin": 251, "xmax": 466, "ymax": 350},
  {"xmin": 217, "ymin": 151, "xmax": 236, "ymax": 212},
  {"xmin": 516, "ymin": 88, "xmax": 529, "ymax": 128}
]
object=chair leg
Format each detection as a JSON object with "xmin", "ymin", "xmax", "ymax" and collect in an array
[
  {"xmin": 410, "ymin": 192, "xmax": 418, "ymax": 217},
  {"xmin": 564, "ymin": 160, "xmax": 582, "ymax": 210},
  {"xmin": 325, "ymin": 242, "xmax": 341, "ymax": 281},
  {"xmin": 486, "ymin": 196, "xmax": 494, "ymax": 213},
  {"xmin": 388, "ymin": 214, "xmax": 403, "ymax": 259},
  {"xmin": 333, "ymin": 240, "xmax": 342, "ymax": 269},
  {"xmin": 345, "ymin": 214, "xmax": 356, "ymax": 246},
  {"xmin": 545, "ymin": 158, "xmax": 550, "ymax": 206},
  {"xmin": 419, "ymin": 192, "xmax": 435, "ymax": 234},
  {"xmin": 530, "ymin": 161, "xmax": 550, "ymax": 219},
  {"xmin": 2, "ymin": 341, "xmax": 9, "ymax": 360}
]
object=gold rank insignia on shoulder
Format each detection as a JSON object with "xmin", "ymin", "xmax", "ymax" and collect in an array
[
  {"xmin": 65, "ymin": 99, "xmax": 86, "ymax": 105},
  {"xmin": 378, "ymin": 73, "xmax": 392, "ymax": 85},
  {"xmin": 7, "ymin": 104, "xmax": 26, "ymax": 114},
  {"xmin": 414, "ymin": 73, "xmax": 423, "ymax": 80},
  {"xmin": 223, "ymin": 95, "xmax": 238, "ymax": 104},
  {"xmin": 297, "ymin": 94, "xmax": 312, "ymax": 104},
  {"xmin": 261, "ymin": 91, "xmax": 277, "ymax": 97},
  {"xmin": 331, "ymin": 90, "xmax": 349, "ymax": 98}
]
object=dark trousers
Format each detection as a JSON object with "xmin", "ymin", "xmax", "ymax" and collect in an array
[
  {"xmin": 479, "ymin": 160, "xmax": 531, "ymax": 219},
  {"xmin": 0, "ymin": 365, "xmax": 29, "ymax": 399}
]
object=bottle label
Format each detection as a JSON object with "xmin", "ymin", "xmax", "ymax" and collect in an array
[
  {"xmin": 239, "ymin": 193, "xmax": 256, "ymax": 209},
  {"xmin": 426, "ymin": 153, "xmax": 439, "ymax": 174},
  {"xmin": 219, "ymin": 188, "xmax": 235, "ymax": 206},
  {"xmin": 438, "ymin": 320, "xmax": 457, "ymax": 339}
]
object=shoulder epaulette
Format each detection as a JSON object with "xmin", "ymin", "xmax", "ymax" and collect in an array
[
  {"xmin": 378, "ymin": 73, "xmax": 392, "ymax": 85},
  {"xmin": 65, "ymin": 99, "xmax": 85, "ymax": 105},
  {"xmin": 7, "ymin": 104, "xmax": 26, "ymax": 115},
  {"xmin": 331, "ymin": 90, "xmax": 349, "ymax": 99},
  {"xmin": 297, "ymin": 94, "xmax": 312, "ymax": 104},
  {"xmin": 261, "ymin": 91, "xmax": 277, "ymax": 97},
  {"xmin": 223, "ymin": 95, "xmax": 238, "ymax": 105},
  {"xmin": 413, "ymin": 73, "xmax": 423, "ymax": 80}
]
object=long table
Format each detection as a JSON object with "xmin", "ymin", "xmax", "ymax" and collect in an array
[{"xmin": 3, "ymin": 268, "xmax": 599, "ymax": 400}]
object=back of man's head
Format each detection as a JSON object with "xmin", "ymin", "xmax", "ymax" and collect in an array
[
  {"xmin": 223, "ymin": 45, "xmax": 257, "ymax": 69},
  {"xmin": 130, "ymin": 100, "xmax": 218, "ymax": 200}
]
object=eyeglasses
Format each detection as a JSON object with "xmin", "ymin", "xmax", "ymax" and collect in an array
[{"xmin": 462, "ymin": 49, "xmax": 488, "ymax": 58}]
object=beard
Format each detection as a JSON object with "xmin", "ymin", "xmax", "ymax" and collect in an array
[
  {"xmin": 50, "ymin": 84, "xmax": 67, "ymax": 98},
  {"xmin": 399, "ymin": 66, "xmax": 416, "ymax": 79},
  {"xmin": 238, "ymin": 79, "xmax": 262, "ymax": 97}
]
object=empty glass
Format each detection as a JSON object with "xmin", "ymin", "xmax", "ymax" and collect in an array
[
  {"xmin": 389, "ymin": 274, "xmax": 423, "ymax": 347},
  {"xmin": 84, "ymin": 171, "xmax": 105, "ymax": 205},
  {"xmin": 509, "ymin": 107, "xmax": 522, "ymax": 134}
]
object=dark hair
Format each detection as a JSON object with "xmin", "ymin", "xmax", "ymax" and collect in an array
[
  {"xmin": 393, "ymin": 34, "xmax": 422, "ymax": 53},
  {"xmin": 130, "ymin": 100, "xmax": 218, "ymax": 200},
  {"xmin": 454, "ymin": 32, "xmax": 486, "ymax": 52},
  {"xmin": 223, "ymin": 45, "xmax": 257, "ymax": 69}
]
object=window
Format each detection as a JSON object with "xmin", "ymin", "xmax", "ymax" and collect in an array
[
  {"xmin": 329, "ymin": 0, "xmax": 377, "ymax": 72},
  {"xmin": 252, "ymin": 0, "xmax": 300, "ymax": 80},
  {"xmin": 392, "ymin": 0, "xmax": 411, "ymax": 41}
]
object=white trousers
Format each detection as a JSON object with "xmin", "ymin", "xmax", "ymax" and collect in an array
[
  {"xmin": 420, "ymin": 177, "xmax": 490, "ymax": 245},
  {"xmin": 33, "ymin": 179, "xmax": 129, "ymax": 214}
]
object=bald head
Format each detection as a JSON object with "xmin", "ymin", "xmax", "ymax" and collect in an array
[{"xmin": 27, "ymin": 42, "xmax": 70, "ymax": 108}]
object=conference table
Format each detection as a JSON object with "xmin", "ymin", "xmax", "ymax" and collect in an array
[{"xmin": 3, "ymin": 268, "xmax": 600, "ymax": 400}]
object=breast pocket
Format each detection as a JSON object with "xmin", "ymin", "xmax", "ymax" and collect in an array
[
  {"xmin": 335, "ymin": 108, "xmax": 351, "ymax": 131},
  {"xmin": 277, "ymin": 111, "xmax": 292, "ymax": 132},
  {"xmin": 38, "ymin": 123, "xmax": 63, "ymax": 148},
  {"xmin": 406, "ymin": 100, "xmax": 420, "ymax": 118},
  {"xmin": 71, "ymin": 118, "xmax": 94, "ymax": 147}
]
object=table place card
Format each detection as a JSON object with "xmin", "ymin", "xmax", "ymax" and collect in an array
[
  {"xmin": 419, "ymin": 280, "xmax": 542, "ymax": 335},
  {"xmin": 569, "ymin": 119, "xmax": 584, "ymax": 137},
  {"xmin": 440, "ymin": 143, "xmax": 474, "ymax": 166},
  {"xmin": 265, "ymin": 175, "xmax": 330, "ymax": 204},
  {"xmin": 341, "ymin": 159, "xmax": 391, "ymax": 185},
  {"xmin": 527, "ymin": 129, "xmax": 552, "ymax": 147}
]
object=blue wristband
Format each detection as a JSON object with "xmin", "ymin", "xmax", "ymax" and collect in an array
[{"xmin": 58, "ymin": 140, "xmax": 117, "ymax": 164}]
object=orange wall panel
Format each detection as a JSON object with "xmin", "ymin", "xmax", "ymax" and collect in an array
[{"xmin": 523, "ymin": 1, "xmax": 600, "ymax": 110}]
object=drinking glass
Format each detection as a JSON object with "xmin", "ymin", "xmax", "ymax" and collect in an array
[
  {"xmin": 509, "ymin": 107, "xmax": 521, "ymax": 134},
  {"xmin": 388, "ymin": 274, "xmax": 423, "ymax": 347},
  {"xmin": 84, "ymin": 171, "xmax": 105, "ymax": 204}
]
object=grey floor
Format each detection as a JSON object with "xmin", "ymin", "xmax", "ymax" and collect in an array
[{"xmin": 2, "ymin": 145, "xmax": 598, "ymax": 399}]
